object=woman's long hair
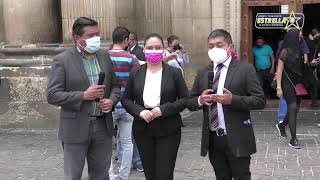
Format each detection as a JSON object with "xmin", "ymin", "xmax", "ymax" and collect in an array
[
  {"xmin": 283, "ymin": 29, "xmax": 301, "ymax": 53},
  {"xmin": 282, "ymin": 29, "xmax": 303, "ymax": 77}
]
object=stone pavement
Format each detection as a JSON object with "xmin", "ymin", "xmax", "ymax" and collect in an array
[{"xmin": 0, "ymin": 109, "xmax": 320, "ymax": 180}]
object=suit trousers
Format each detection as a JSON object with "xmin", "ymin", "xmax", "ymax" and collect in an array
[
  {"xmin": 63, "ymin": 117, "xmax": 112, "ymax": 180},
  {"xmin": 133, "ymin": 129, "xmax": 181, "ymax": 180},
  {"xmin": 209, "ymin": 132, "xmax": 251, "ymax": 180}
]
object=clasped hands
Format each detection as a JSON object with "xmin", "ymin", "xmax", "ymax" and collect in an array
[
  {"xmin": 199, "ymin": 88, "xmax": 233, "ymax": 106},
  {"xmin": 139, "ymin": 107, "xmax": 162, "ymax": 123}
]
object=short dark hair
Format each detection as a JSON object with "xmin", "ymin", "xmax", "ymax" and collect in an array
[
  {"xmin": 256, "ymin": 36, "xmax": 265, "ymax": 41},
  {"xmin": 167, "ymin": 35, "xmax": 179, "ymax": 46},
  {"xmin": 130, "ymin": 32, "xmax": 138, "ymax": 40},
  {"xmin": 208, "ymin": 29, "xmax": 233, "ymax": 44},
  {"xmin": 144, "ymin": 33, "xmax": 164, "ymax": 46},
  {"xmin": 112, "ymin": 27, "xmax": 130, "ymax": 44},
  {"xmin": 72, "ymin": 17, "xmax": 98, "ymax": 36}
]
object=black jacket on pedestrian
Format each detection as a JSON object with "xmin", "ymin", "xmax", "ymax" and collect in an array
[{"xmin": 130, "ymin": 45, "xmax": 146, "ymax": 61}]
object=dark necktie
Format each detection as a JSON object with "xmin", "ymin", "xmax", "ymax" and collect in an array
[{"xmin": 210, "ymin": 63, "xmax": 224, "ymax": 130}]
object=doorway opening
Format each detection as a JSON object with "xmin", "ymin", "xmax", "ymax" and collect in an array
[
  {"xmin": 252, "ymin": 6, "xmax": 284, "ymax": 55},
  {"xmin": 302, "ymin": 3, "xmax": 320, "ymax": 36}
]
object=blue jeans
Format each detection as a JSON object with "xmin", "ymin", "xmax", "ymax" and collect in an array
[
  {"xmin": 113, "ymin": 109, "xmax": 133, "ymax": 179},
  {"xmin": 278, "ymin": 96, "xmax": 287, "ymax": 123},
  {"xmin": 132, "ymin": 136, "xmax": 142, "ymax": 167}
]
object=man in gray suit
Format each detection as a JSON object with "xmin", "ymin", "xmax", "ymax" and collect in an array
[{"xmin": 47, "ymin": 17, "xmax": 120, "ymax": 180}]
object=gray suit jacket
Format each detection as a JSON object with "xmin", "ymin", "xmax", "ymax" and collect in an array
[
  {"xmin": 47, "ymin": 47, "xmax": 120, "ymax": 143},
  {"xmin": 185, "ymin": 60, "xmax": 265, "ymax": 157}
]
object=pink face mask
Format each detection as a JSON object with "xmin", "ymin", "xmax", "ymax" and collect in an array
[{"xmin": 144, "ymin": 50, "xmax": 164, "ymax": 64}]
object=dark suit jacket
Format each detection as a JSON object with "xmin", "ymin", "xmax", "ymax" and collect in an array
[
  {"xmin": 130, "ymin": 45, "xmax": 146, "ymax": 61},
  {"xmin": 47, "ymin": 47, "xmax": 121, "ymax": 143},
  {"xmin": 121, "ymin": 63, "xmax": 188, "ymax": 137},
  {"xmin": 186, "ymin": 60, "xmax": 265, "ymax": 157}
]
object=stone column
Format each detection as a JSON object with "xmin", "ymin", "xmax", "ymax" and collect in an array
[
  {"xmin": 171, "ymin": 0, "xmax": 211, "ymax": 58},
  {"xmin": 61, "ymin": 0, "xmax": 135, "ymax": 42},
  {"xmin": 135, "ymin": 0, "xmax": 172, "ymax": 41},
  {"xmin": 227, "ymin": 0, "xmax": 242, "ymax": 56},
  {"xmin": 3, "ymin": 0, "xmax": 60, "ymax": 44},
  {"xmin": 0, "ymin": 0, "xmax": 4, "ymax": 42},
  {"xmin": 61, "ymin": 0, "xmax": 114, "ymax": 42}
]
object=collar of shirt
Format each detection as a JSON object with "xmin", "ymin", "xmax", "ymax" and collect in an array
[
  {"xmin": 76, "ymin": 46, "xmax": 96, "ymax": 60},
  {"xmin": 109, "ymin": 49, "xmax": 126, "ymax": 52},
  {"xmin": 130, "ymin": 44, "xmax": 137, "ymax": 52},
  {"xmin": 213, "ymin": 55, "xmax": 232, "ymax": 71}
]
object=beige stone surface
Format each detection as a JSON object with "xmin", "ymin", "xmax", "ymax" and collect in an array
[
  {"xmin": 0, "ymin": 0, "xmax": 4, "ymax": 42},
  {"xmin": 3, "ymin": 0, "xmax": 60, "ymax": 44},
  {"xmin": 135, "ymin": 0, "xmax": 172, "ymax": 41}
]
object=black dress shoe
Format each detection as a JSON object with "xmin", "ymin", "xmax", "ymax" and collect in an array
[
  {"xmin": 276, "ymin": 123, "xmax": 287, "ymax": 138},
  {"xmin": 289, "ymin": 138, "xmax": 301, "ymax": 149}
]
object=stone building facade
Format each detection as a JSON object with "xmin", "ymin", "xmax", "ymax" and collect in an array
[{"xmin": 0, "ymin": 0, "xmax": 242, "ymax": 59}]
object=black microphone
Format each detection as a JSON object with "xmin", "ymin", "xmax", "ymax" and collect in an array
[
  {"xmin": 95, "ymin": 72, "xmax": 105, "ymax": 102},
  {"xmin": 208, "ymin": 71, "xmax": 214, "ymax": 90}
]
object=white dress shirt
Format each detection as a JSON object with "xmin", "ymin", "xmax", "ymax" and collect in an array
[
  {"xmin": 212, "ymin": 56, "xmax": 232, "ymax": 130},
  {"xmin": 198, "ymin": 57, "xmax": 232, "ymax": 130},
  {"xmin": 143, "ymin": 68, "xmax": 162, "ymax": 108}
]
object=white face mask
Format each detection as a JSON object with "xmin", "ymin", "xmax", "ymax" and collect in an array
[
  {"xmin": 208, "ymin": 46, "xmax": 231, "ymax": 64},
  {"xmin": 79, "ymin": 36, "xmax": 101, "ymax": 54}
]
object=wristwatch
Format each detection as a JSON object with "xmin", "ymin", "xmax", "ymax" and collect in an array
[{"xmin": 276, "ymin": 87, "xmax": 281, "ymax": 90}]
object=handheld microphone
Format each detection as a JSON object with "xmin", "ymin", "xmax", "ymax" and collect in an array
[
  {"xmin": 208, "ymin": 71, "xmax": 214, "ymax": 92},
  {"xmin": 95, "ymin": 72, "xmax": 105, "ymax": 102}
]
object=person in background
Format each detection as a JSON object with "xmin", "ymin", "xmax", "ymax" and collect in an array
[
  {"xmin": 252, "ymin": 36, "xmax": 276, "ymax": 97},
  {"xmin": 122, "ymin": 33, "xmax": 189, "ymax": 180},
  {"xmin": 276, "ymin": 29, "xmax": 304, "ymax": 149},
  {"xmin": 126, "ymin": 31, "xmax": 145, "ymax": 171},
  {"xmin": 306, "ymin": 28, "xmax": 320, "ymax": 108},
  {"xmin": 276, "ymin": 30, "xmax": 312, "ymax": 124},
  {"xmin": 163, "ymin": 35, "xmax": 190, "ymax": 75},
  {"xmin": 128, "ymin": 32, "xmax": 146, "ymax": 62},
  {"xmin": 47, "ymin": 17, "xmax": 120, "ymax": 180},
  {"xmin": 109, "ymin": 27, "xmax": 141, "ymax": 180}
]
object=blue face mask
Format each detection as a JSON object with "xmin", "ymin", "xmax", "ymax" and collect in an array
[{"xmin": 79, "ymin": 36, "xmax": 101, "ymax": 54}]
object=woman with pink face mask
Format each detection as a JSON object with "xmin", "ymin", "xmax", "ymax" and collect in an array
[{"xmin": 121, "ymin": 33, "xmax": 189, "ymax": 180}]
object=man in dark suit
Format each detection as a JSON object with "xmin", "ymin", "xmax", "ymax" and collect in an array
[
  {"xmin": 185, "ymin": 29, "xmax": 265, "ymax": 180},
  {"xmin": 47, "ymin": 17, "xmax": 120, "ymax": 180},
  {"xmin": 128, "ymin": 32, "xmax": 146, "ymax": 61}
]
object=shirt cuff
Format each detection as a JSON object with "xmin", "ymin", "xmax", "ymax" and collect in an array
[{"xmin": 198, "ymin": 96, "xmax": 203, "ymax": 107}]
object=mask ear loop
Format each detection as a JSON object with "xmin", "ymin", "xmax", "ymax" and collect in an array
[
  {"xmin": 77, "ymin": 36, "xmax": 87, "ymax": 50},
  {"xmin": 224, "ymin": 45, "xmax": 232, "ymax": 61}
]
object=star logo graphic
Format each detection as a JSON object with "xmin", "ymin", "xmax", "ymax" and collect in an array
[{"xmin": 284, "ymin": 11, "xmax": 302, "ymax": 30}]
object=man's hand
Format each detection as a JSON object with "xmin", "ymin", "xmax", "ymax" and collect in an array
[
  {"xmin": 139, "ymin": 110, "xmax": 153, "ymax": 123},
  {"xmin": 179, "ymin": 44, "xmax": 187, "ymax": 53},
  {"xmin": 99, "ymin": 99, "xmax": 114, "ymax": 113},
  {"xmin": 83, "ymin": 85, "xmax": 105, "ymax": 101},
  {"xmin": 163, "ymin": 52, "xmax": 178, "ymax": 62},
  {"xmin": 212, "ymin": 88, "xmax": 233, "ymax": 105},
  {"xmin": 199, "ymin": 89, "xmax": 214, "ymax": 106},
  {"xmin": 151, "ymin": 107, "xmax": 162, "ymax": 120}
]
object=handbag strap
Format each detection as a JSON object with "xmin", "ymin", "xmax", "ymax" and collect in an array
[{"xmin": 283, "ymin": 69, "xmax": 296, "ymax": 89}]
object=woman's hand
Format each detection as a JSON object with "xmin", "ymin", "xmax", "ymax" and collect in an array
[
  {"xmin": 139, "ymin": 110, "xmax": 153, "ymax": 123},
  {"xmin": 277, "ymin": 88, "xmax": 283, "ymax": 98},
  {"xmin": 151, "ymin": 107, "xmax": 162, "ymax": 119}
]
